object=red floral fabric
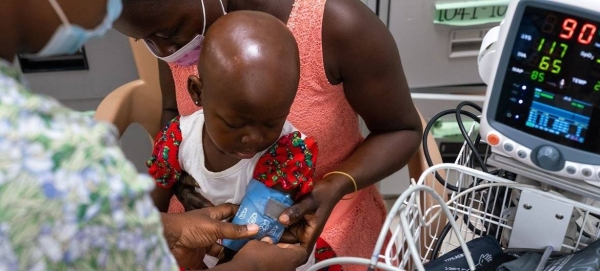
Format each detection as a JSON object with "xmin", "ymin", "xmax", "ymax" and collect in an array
[
  {"xmin": 315, "ymin": 238, "xmax": 343, "ymax": 271},
  {"xmin": 253, "ymin": 131, "xmax": 318, "ymax": 200},
  {"xmin": 147, "ymin": 119, "xmax": 318, "ymax": 201},
  {"xmin": 147, "ymin": 117, "xmax": 183, "ymax": 189}
]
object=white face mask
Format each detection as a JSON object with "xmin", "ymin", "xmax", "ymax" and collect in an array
[
  {"xmin": 37, "ymin": 0, "xmax": 123, "ymax": 57},
  {"xmin": 144, "ymin": 0, "xmax": 226, "ymax": 67}
]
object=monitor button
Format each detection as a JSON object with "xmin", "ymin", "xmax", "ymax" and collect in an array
[
  {"xmin": 566, "ymin": 166, "xmax": 577, "ymax": 175},
  {"xmin": 487, "ymin": 133, "xmax": 501, "ymax": 146},
  {"xmin": 503, "ymin": 143, "xmax": 514, "ymax": 152},
  {"xmin": 536, "ymin": 145, "xmax": 562, "ymax": 171},
  {"xmin": 517, "ymin": 150, "xmax": 527, "ymax": 159}
]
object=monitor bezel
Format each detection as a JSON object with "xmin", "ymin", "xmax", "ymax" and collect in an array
[{"xmin": 486, "ymin": 0, "xmax": 600, "ymax": 164}]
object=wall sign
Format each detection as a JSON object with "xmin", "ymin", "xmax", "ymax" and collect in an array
[
  {"xmin": 18, "ymin": 47, "xmax": 89, "ymax": 73},
  {"xmin": 435, "ymin": 0, "xmax": 510, "ymax": 26}
]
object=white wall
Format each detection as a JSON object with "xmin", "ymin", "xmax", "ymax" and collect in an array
[{"xmin": 17, "ymin": 30, "xmax": 137, "ymax": 108}]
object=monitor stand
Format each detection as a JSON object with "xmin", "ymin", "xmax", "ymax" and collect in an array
[{"xmin": 488, "ymin": 153, "xmax": 600, "ymax": 201}]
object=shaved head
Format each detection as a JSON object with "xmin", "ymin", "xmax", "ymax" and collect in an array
[
  {"xmin": 199, "ymin": 10, "xmax": 300, "ymax": 106},
  {"xmin": 186, "ymin": 10, "xmax": 301, "ymax": 161}
]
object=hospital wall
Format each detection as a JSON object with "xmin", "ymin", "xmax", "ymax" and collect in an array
[{"xmin": 14, "ymin": 30, "xmax": 152, "ymax": 174}]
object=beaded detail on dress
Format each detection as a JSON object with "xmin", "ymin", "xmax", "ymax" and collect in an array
[{"xmin": 169, "ymin": 63, "xmax": 199, "ymax": 116}]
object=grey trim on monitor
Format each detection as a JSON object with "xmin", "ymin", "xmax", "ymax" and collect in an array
[{"xmin": 486, "ymin": 0, "xmax": 600, "ymax": 165}]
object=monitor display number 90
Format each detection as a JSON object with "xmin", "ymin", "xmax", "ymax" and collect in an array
[{"xmin": 496, "ymin": 6, "xmax": 600, "ymax": 154}]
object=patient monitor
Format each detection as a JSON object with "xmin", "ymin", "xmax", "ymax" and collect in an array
[{"xmin": 479, "ymin": 0, "xmax": 600, "ymax": 188}]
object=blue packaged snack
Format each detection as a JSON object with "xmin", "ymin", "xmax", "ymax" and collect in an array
[{"xmin": 222, "ymin": 179, "xmax": 294, "ymax": 251}]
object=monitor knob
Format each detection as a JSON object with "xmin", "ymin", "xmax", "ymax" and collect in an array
[{"xmin": 536, "ymin": 145, "xmax": 562, "ymax": 171}]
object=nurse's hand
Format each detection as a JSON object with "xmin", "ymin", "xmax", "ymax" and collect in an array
[{"xmin": 161, "ymin": 204, "xmax": 259, "ymax": 269}]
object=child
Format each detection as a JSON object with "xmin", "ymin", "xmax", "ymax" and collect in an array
[{"xmin": 146, "ymin": 11, "xmax": 340, "ymax": 271}]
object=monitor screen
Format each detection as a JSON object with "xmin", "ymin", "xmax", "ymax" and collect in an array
[{"xmin": 496, "ymin": 5, "xmax": 600, "ymax": 154}]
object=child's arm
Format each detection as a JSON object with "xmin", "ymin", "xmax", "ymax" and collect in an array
[
  {"xmin": 147, "ymin": 116, "xmax": 184, "ymax": 212},
  {"xmin": 151, "ymin": 186, "xmax": 173, "ymax": 212},
  {"xmin": 172, "ymin": 172, "xmax": 215, "ymax": 211},
  {"xmin": 254, "ymin": 131, "xmax": 318, "ymax": 201},
  {"xmin": 152, "ymin": 172, "xmax": 214, "ymax": 213}
]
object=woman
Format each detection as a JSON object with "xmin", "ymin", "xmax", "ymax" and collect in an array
[
  {"xmin": 0, "ymin": 0, "xmax": 306, "ymax": 270},
  {"xmin": 114, "ymin": 0, "xmax": 423, "ymax": 268}
]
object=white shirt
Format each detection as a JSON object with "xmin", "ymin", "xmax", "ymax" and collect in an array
[{"xmin": 179, "ymin": 110, "xmax": 298, "ymax": 205}]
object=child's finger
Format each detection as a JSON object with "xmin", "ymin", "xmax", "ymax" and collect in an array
[
  {"xmin": 260, "ymin": 236, "xmax": 274, "ymax": 244},
  {"xmin": 187, "ymin": 193, "xmax": 215, "ymax": 210},
  {"xmin": 206, "ymin": 243, "xmax": 225, "ymax": 259},
  {"xmin": 276, "ymin": 242, "xmax": 299, "ymax": 249},
  {"xmin": 206, "ymin": 203, "xmax": 240, "ymax": 221},
  {"xmin": 215, "ymin": 221, "xmax": 259, "ymax": 240},
  {"xmin": 279, "ymin": 231, "xmax": 300, "ymax": 244}
]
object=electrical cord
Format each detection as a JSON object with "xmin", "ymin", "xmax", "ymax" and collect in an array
[
  {"xmin": 455, "ymin": 101, "xmax": 488, "ymax": 173},
  {"xmin": 422, "ymin": 106, "xmax": 495, "ymax": 239},
  {"xmin": 423, "ymin": 106, "xmax": 494, "ymax": 193},
  {"xmin": 423, "ymin": 109, "xmax": 482, "ymax": 191},
  {"xmin": 430, "ymin": 222, "xmax": 453, "ymax": 261},
  {"xmin": 424, "ymin": 102, "xmax": 514, "ymax": 260},
  {"xmin": 456, "ymin": 101, "xmax": 517, "ymax": 240}
]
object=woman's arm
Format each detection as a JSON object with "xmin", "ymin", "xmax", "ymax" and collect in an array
[
  {"xmin": 158, "ymin": 59, "xmax": 179, "ymax": 127},
  {"xmin": 280, "ymin": 0, "xmax": 422, "ymax": 250},
  {"xmin": 210, "ymin": 241, "xmax": 308, "ymax": 271},
  {"xmin": 320, "ymin": 0, "xmax": 422, "ymax": 196}
]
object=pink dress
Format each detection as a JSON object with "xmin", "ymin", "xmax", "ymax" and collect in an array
[{"xmin": 167, "ymin": 0, "xmax": 388, "ymax": 269}]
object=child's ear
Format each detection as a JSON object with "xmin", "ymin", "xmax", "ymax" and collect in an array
[{"xmin": 187, "ymin": 75, "xmax": 203, "ymax": 107}]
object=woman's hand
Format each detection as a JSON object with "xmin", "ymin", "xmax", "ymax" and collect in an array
[
  {"xmin": 227, "ymin": 240, "xmax": 308, "ymax": 271},
  {"xmin": 161, "ymin": 204, "xmax": 259, "ymax": 269},
  {"xmin": 278, "ymin": 177, "xmax": 345, "ymax": 252}
]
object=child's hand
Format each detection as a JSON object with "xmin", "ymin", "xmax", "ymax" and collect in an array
[{"xmin": 173, "ymin": 172, "xmax": 215, "ymax": 211}]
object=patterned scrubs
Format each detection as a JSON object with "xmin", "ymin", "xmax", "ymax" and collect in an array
[{"xmin": 0, "ymin": 60, "xmax": 178, "ymax": 271}]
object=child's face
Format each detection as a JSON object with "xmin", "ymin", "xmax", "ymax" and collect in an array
[
  {"xmin": 187, "ymin": 12, "xmax": 301, "ymax": 160},
  {"xmin": 201, "ymin": 80, "xmax": 294, "ymax": 160}
]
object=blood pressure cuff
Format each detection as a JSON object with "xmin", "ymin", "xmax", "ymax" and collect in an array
[
  {"xmin": 424, "ymin": 235, "xmax": 503, "ymax": 271},
  {"xmin": 222, "ymin": 179, "xmax": 294, "ymax": 251},
  {"xmin": 498, "ymin": 239, "xmax": 600, "ymax": 271}
]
